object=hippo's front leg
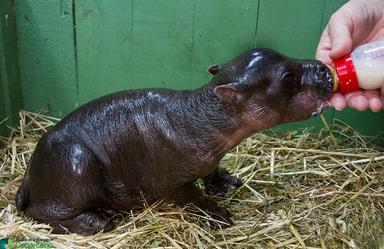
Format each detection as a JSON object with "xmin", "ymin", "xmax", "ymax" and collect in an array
[
  {"xmin": 169, "ymin": 183, "xmax": 233, "ymax": 228},
  {"xmin": 203, "ymin": 168, "xmax": 243, "ymax": 196}
]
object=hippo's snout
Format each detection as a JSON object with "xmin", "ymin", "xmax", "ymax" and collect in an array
[{"xmin": 301, "ymin": 61, "xmax": 334, "ymax": 101}]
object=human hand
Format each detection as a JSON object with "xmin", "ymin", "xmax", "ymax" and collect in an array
[{"xmin": 316, "ymin": 0, "xmax": 384, "ymax": 112}]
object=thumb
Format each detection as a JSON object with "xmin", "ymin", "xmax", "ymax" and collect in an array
[{"xmin": 328, "ymin": 15, "xmax": 353, "ymax": 59}]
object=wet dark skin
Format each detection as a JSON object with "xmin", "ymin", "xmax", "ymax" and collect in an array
[{"xmin": 16, "ymin": 49, "xmax": 333, "ymax": 235}]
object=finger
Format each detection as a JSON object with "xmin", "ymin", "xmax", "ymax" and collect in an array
[
  {"xmin": 329, "ymin": 93, "xmax": 346, "ymax": 111},
  {"xmin": 316, "ymin": 27, "xmax": 333, "ymax": 65},
  {"xmin": 328, "ymin": 12, "xmax": 353, "ymax": 59},
  {"xmin": 364, "ymin": 90, "xmax": 383, "ymax": 112},
  {"xmin": 316, "ymin": 50, "xmax": 333, "ymax": 66},
  {"xmin": 346, "ymin": 95, "xmax": 369, "ymax": 111},
  {"xmin": 368, "ymin": 97, "xmax": 383, "ymax": 112},
  {"xmin": 344, "ymin": 90, "xmax": 364, "ymax": 101}
]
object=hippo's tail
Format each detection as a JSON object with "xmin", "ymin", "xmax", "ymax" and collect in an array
[{"xmin": 16, "ymin": 180, "xmax": 29, "ymax": 211}]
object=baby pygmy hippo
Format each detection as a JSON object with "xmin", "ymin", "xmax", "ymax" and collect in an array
[{"xmin": 16, "ymin": 49, "xmax": 333, "ymax": 235}]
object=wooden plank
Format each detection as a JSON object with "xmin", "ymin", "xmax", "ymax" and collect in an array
[
  {"xmin": 75, "ymin": 0, "xmax": 134, "ymax": 103},
  {"xmin": 0, "ymin": 69, "xmax": 7, "ymax": 136},
  {"xmin": 75, "ymin": 0, "xmax": 194, "ymax": 104},
  {"xmin": 0, "ymin": 0, "xmax": 22, "ymax": 135},
  {"xmin": 255, "ymin": 0, "xmax": 325, "ymax": 59},
  {"xmin": 130, "ymin": 0, "xmax": 194, "ymax": 91},
  {"xmin": 191, "ymin": 0, "xmax": 259, "ymax": 88},
  {"xmin": 0, "ymin": 6, "xmax": 10, "ymax": 135},
  {"xmin": 15, "ymin": 0, "xmax": 78, "ymax": 117},
  {"xmin": 321, "ymin": 0, "xmax": 347, "ymax": 30}
]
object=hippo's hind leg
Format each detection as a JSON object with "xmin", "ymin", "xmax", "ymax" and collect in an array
[
  {"xmin": 50, "ymin": 209, "xmax": 115, "ymax": 235},
  {"xmin": 20, "ymin": 137, "xmax": 113, "ymax": 235},
  {"xmin": 24, "ymin": 200, "xmax": 115, "ymax": 235},
  {"xmin": 203, "ymin": 167, "xmax": 242, "ymax": 196},
  {"xmin": 170, "ymin": 183, "xmax": 233, "ymax": 228}
]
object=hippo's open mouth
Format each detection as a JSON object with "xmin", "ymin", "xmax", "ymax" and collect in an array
[
  {"xmin": 294, "ymin": 91, "xmax": 330, "ymax": 118},
  {"xmin": 312, "ymin": 67, "xmax": 333, "ymax": 117},
  {"xmin": 310, "ymin": 100, "xmax": 329, "ymax": 117}
]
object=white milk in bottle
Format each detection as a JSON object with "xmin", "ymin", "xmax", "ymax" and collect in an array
[{"xmin": 332, "ymin": 40, "xmax": 384, "ymax": 93}]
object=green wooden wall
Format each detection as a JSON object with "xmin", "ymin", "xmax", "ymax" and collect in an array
[
  {"xmin": 1, "ymin": 0, "xmax": 383, "ymax": 142},
  {"xmin": 15, "ymin": 0, "xmax": 78, "ymax": 117},
  {"xmin": 0, "ymin": 0, "xmax": 22, "ymax": 135}
]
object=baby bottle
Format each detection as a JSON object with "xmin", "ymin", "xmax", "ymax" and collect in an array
[{"xmin": 332, "ymin": 40, "xmax": 384, "ymax": 93}]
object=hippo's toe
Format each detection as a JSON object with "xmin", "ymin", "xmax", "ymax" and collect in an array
[{"xmin": 204, "ymin": 168, "xmax": 243, "ymax": 196}]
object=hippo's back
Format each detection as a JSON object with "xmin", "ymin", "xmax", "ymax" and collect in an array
[{"xmin": 16, "ymin": 88, "xmax": 195, "ymax": 212}]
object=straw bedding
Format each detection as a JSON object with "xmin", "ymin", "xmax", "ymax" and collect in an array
[{"xmin": 0, "ymin": 110, "xmax": 383, "ymax": 248}]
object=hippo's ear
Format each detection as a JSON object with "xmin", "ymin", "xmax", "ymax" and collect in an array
[
  {"xmin": 214, "ymin": 82, "xmax": 246, "ymax": 104},
  {"xmin": 208, "ymin": 65, "xmax": 221, "ymax": 75}
]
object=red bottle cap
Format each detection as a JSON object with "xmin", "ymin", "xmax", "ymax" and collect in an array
[{"xmin": 332, "ymin": 54, "xmax": 359, "ymax": 93}]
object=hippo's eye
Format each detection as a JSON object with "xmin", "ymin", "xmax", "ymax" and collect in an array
[{"xmin": 281, "ymin": 71, "xmax": 295, "ymax": 83}]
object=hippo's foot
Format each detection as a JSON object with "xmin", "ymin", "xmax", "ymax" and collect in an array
[
  {"xmin": 203, "ymin": 168, "xmax": 243, "ymax": 197},
  {"xmin": 170, "ymin": 183, "xmax": 233, "ymax": 229},
  {"xmin": 50, "ymin": 210, "xmax": 115, "ymax": 235},
  {"xmin": 202, "ymin": 201, "xmax": 233, "ymax": 229}
]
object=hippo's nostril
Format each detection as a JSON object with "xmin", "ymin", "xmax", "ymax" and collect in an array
[{"xmin": 317, "ymin": 64, "xmax": 327, "ymax": 73}]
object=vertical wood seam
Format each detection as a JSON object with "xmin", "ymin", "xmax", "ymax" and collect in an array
[
  {"xmin": 0, "ymin": 48, "xmax": 12, "ymax": 124},
  {"xmin": 318, "ymin": 0, "xmax": 327, "ymax": 38},
  {"xmin": 72, "ymin": 0, "xmax": 79, "ymax": 107},
  {"xmin": 0, "ymin": 9, "xmax": 12, "ymax": 123},
  {"xmin": 254, "ymin": 0, "xmax": 260, "ymax": 46},
  {"xmin": 190, "ymin": 0, "xmax": 196, "ymax": 90},
  {"xmin": 130, "ymin": 0, "xmax": 134, "ymax": 85},
  {"xmin": 12, "ymin": 0, "xmax": 23, "ymax": 113}
]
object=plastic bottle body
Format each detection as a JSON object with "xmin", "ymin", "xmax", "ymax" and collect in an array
[
  {"xmin": 351, "ymin": 40, "xmax": 384, "ymax": 90},
  {"xmin": 332, "ymin": 40, "xmax": 384, "ymax": 93}
]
